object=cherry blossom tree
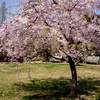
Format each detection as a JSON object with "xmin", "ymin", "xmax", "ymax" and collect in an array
[{"xmin": 0, "ymin": 0, "xmax": 100, "ymax": 95}]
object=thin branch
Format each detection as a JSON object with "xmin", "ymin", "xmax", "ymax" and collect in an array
[
  {"xmin": 44, "ymin": 20, "xmax": 51, "ymax": 27},
  {"xmin": 93, "ymin": 30, "xmax": 100, "ymax": 35},
  {"xmin": 26, "ymin": 17, "xmax": 38, "ymax": 28},
  {"xmin": 50, "ymin": 19, "xmax": 60, "ymax": 25},
  {"xmin": 63, "ymin": 34, "xmax": 69, "ymax": 42},
  {"xmin": 59, "ymin": 48, "xmax": 68, "ymax": 56},
  {"xmin": 68, "ymin": 3, "xmax": 79, "ymax": 12},
  {"xmin": 96, "ymin": 18, "xmax": 100, "ymax": 25},
  {"xmin": 52, "ymin": 0, "xmax": 58, "ymax": 5},
  {"xmin": 33, "ymin": 16, "xmax": 38, "ymax": 23},
  {"xmin": 33, "ymin": 5, "xmax": 38, "ymax": 13}
]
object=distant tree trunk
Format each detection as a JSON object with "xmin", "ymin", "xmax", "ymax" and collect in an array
[
  {"xmin": 17, "ymin": 57, "xmax": 24, "ymax": 63},
  {"xmin": 68, "ymin": 56, "xmax": 77, "ymax": 95},
  {"xmin": 0, "ymin": 52, "xmax": 3, "ymax": 63},
  {"xmin": 1, "ymin": 54, "xmax": 3, "ymax": 63},
  {"xmin": 45, "ymin": 50, "xmax": 50, "ymax": 62}
]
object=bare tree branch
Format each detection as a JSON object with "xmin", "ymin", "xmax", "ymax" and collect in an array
[
  {"xmin": 52, "ymin": 0, "xmax": 58, "ymax": 5},
  {"xmin": 44, "ymin": 20, "xmax": 51, "ymax": 27}
]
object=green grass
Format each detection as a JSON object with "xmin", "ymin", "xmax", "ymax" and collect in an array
[{"xmin": 0, "ymin": 62, "xmax": 100, "ymax": 100}]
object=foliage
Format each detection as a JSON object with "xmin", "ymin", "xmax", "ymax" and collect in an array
[{"xmin": 0, "ymin": 0, "xmax": 99, "ymax": 61}]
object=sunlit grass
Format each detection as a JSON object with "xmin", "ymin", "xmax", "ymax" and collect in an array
[{"xmin": 0, "ymin": 62, "xmax": 100, "ymax": 100}]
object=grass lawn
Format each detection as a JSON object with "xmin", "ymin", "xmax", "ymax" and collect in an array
[{"xmin": 0, "ymin": 62, "xmax": 100, "ymax": 100}]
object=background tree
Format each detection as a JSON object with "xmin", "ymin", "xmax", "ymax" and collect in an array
[
  {"xmin": 0, "ymin": 2, "xmax": 7, "ymax": 25},
  {"xmin": 0, "ymin": 2, "xmax": 7, "ymax": 63},
  {"xmin": 0, "ymin": 0, "xmax": 100, "ymax": 95}
]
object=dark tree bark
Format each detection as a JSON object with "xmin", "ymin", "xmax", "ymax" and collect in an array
[
  {"xmin": 0, "ymin": 52, "xmax": 5, "ymax": 63},
  {"xmin": 45, "ymin": 50, "xmax": 50, "ymax": 62},
  {"xmin": 17, "ymin": 57, "xmax": 24, "ymax": 63},
  {"xmin": 68, "ymin": 56, "xmax": 77, "ymax": 95}
]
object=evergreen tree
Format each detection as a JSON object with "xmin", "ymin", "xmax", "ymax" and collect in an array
[{"xmin": 0, "ymin": 2, "xmax": 7, "ymax": 25}]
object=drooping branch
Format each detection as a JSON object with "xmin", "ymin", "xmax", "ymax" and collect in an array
[{"xmin": 50, "ymin": 55, "xmax": 65, "ymax": 61}]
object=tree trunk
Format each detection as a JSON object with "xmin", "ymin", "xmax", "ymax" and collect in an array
[
  {"xmin": 68, "ymin": 56, "xmax": 77, "ymax": 95},
  {"xmin": 0, "ymin": 53, "xmax": 3, "ymax": 63}
]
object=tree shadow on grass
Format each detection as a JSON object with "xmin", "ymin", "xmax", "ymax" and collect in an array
[{"xmin": 13, "ymin": 77, "xmax": 100, "ymax": 100}]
